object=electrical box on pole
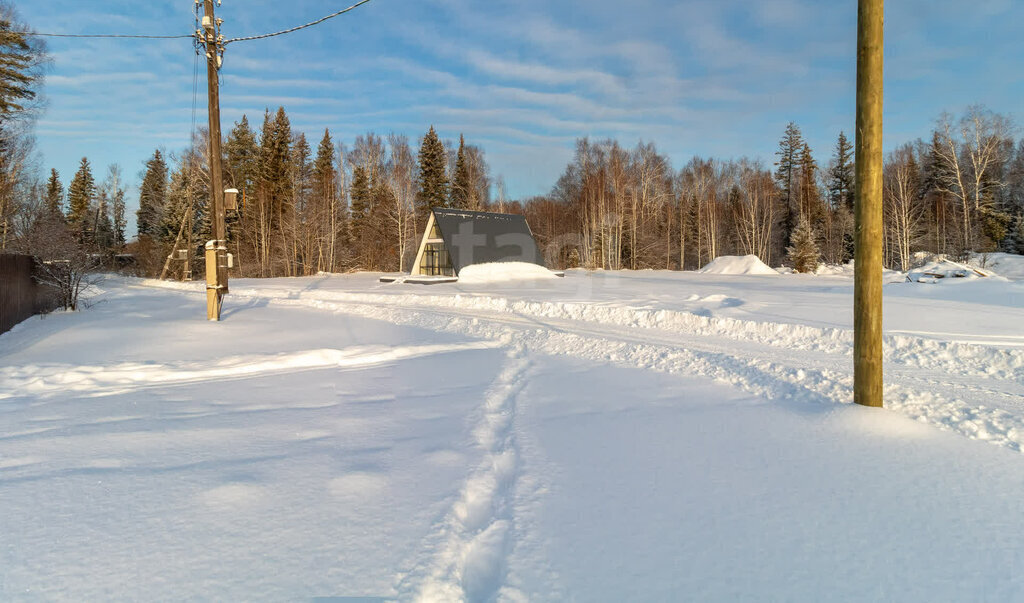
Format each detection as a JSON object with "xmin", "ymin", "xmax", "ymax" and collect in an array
[{"xmin": 201, "ymin": 0, "xmax": 229, "ymax": 321}]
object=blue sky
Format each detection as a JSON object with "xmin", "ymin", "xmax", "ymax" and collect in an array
[{"xmin": 20, "ymin": 0, "xmax": 1024, "ymax": 225}]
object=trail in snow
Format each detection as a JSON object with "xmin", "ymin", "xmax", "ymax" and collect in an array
[
  {"xmin": 135, "ymin": 281, "xmax": 1024, "ymax": 453},
  {"xmin": 136, "ymin": 278, "xmax": 1024, "ymax": 385},
  {"xmin": 400, "ymin": 350, "xmax": 531, "ymax": 602}
]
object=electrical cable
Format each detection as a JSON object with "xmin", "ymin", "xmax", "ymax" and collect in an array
[
  {"xmin": 223, "ymin": 0, "xmax": 373, "ymax": 44},
  {"xmin": 28, "ymin": 32, "xmax": 194, "ymax": 39},
  {"xmin": 25, "ymin": 0, "xmax": 374, "ymax": 44}
]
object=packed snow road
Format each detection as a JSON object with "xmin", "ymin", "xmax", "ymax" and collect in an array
[{"xmin": 1, "ymin": 270, "xmax": 1023, "ymax": 600}]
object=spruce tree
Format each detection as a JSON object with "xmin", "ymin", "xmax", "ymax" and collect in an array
[
  {"xmin": 225, "ymin": 114, "xmax": 259, "ymax": 203},
  {"xmin": 350, "ymin": 165, "xmax": 370, "ymax": 235},
  {"xmin": 137, "ymin": 149, "xmax": 168, "ymax": 238},
  {"xmin": 66, "ymin": 157, "xmax": 95, "ymax": 238},
  {"xmin": 44, "ymin": 168, "xmax": 63, "ymax": 219},
  {"xmin": 416, "ymin": 125, "xmax": 448, "ymax": 218},
  {"xmin": 775, "ymin": 122, "xmax": 804, "ymax": 244},
  {"xmin": 787, "ymin": 215, "xmax": 820, "ymax": 273},
  {"xmin": 313, "ymin": 129, "xmax": 335, "ymax": 201},
  {"xmin": 827, "ymin": 133, "xmax": 855, "ymax": 262},
  {"xmin": 451, "ymin": 134, "xmax": 470, "ymax": 209},
  {"xmin": 291, "ymin": 132, "xmax": 312, "ymax": 214},
  {"xmin": 92, "ymin": 190, "xmax": 114, "ymax": 251},
  {"xmin": 828, "ymin": 132, "xmax": 855, "ymax": 210},
  {"xmin": 259, "ymin": 107, "xmax": 293, "ymax": 226},
  {"xmin": 798, "ymin": 142, "xmax": 821, "ymax": 222},
  {"xmin": 0, "ymin": 5, "xmax": 47, "ymax": 122},
  {"xmin": 160, "ymin": 150, "xmax": 209, "ymax": 257},
  {"xmin": 112, "ymin": 184, "xmax": 126, "ymax": 247},
  {"xmin": 1007, "ymin": 213, "xmax": 1024, "ymax": 254}
]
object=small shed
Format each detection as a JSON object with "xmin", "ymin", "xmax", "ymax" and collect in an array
[{"xmin": 410, "ymin": 208, "xmax": 545, "ymax": 277}]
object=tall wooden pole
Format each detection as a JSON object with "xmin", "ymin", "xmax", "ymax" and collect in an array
[
  {"xmin": 202, "ymin": 0, "xmax": 228, "ymax": 321},
  {"xmin": 854, "ymin": 0, "xmax": 884, "ymax": 407}
]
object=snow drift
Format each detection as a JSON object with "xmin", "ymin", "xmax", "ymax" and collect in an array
[
  {"xmin": 699, "ymin": 255, "xmax": 778, "ymax": 276},
  {"xmin": 458, "ymin": 262, "xmax": 558, "ymax": 284},
  {"xmin": 906, "ymin": 260, "xmax": 995, "ymax": 283},
  {"xmin": 971, "ymin": 252, "xmax": 1024, "ymax": 281}
]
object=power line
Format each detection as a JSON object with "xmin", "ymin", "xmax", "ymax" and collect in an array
[
  {"xmin": 25, "ymin": 0, "xmax": 375, "ymax": 44},
  {"xmin": 28, "ymin": 32, "xmax": 194, "ymax": 39},
  {"xmin": 223, "ymin": 0, "xmax": 373, "ymax": 44}
]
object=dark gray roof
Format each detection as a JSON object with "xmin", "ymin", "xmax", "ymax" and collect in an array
[{"xmin": 431, "ymin": 208, "xmax": 545, "ymax": 275}]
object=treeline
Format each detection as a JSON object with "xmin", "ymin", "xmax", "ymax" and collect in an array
[
  {"xmin": 6, "ymin": 105, "xmax": 1024, "ymax": 278},
  {"xmin": 127, "ymin": 109, "xmax": 495, "ymax": 278},
  {"xmin": 124, "ymin": 103, "xmax": 1018, "ymax": 278},
  {"xmin": 527, "ymin": 106, "xmax": 1024, "ymax": 272}
]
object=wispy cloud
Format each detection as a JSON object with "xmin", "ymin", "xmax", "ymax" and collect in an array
[{"xmin": 19, "ymin": 0, "xmax": 1024, "ymax": 205}]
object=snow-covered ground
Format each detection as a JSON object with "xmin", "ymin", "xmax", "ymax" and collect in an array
[{"xmin": 1, "ymin": 266, "xmax": 1023, "ymax": 600}]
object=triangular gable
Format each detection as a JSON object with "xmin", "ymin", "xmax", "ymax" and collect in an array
[{"xmin": 430, "ymin": 209, "xmax": 544, "ymax": 275}]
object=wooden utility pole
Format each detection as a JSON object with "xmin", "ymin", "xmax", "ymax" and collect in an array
[
  {"xmin": 854, "ymin": 0, "xmax": 884, "ymax": 407},
  {"xmin": 201, "ymin": 0, "xmax": 228, "ymax": 320}
]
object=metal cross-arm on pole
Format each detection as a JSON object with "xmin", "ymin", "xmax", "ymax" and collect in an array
[
  {"xmin": 854, "ymin": 0, "xmax": 884, "ymax": 407},
  {"xmin": 200, "ymin": 0, "xmax": 228, "ymax": 321}
]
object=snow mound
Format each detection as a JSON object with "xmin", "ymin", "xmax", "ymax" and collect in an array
[
  {"xmin": 971, "ymin": 253, "xmax": 1024, "ymax": 281},
  {"xmin": 814, "ymin": 263, "xmax": 855, "ymax": 276},
  {"xmin": 457, "ymin": 262, "xmax": 558, "ymax": 284},
  {"xmin": 906, "ymin": 260, "xmax": 996, "ymax": 283},
  {"xmin": 699, "ymin": 255, "xmax": 778, "ymax": 276}
]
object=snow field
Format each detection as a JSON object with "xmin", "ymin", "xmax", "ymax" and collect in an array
[
  {"xmin": 0, "ymin": 291, "xmax": 516, "ymax": 599},
  {"xmin": 136, "ymin": 273, "xmax": 1024, "ymax": 453},
  {"xmin": 3, "ymin": 268, "xmax": 1024, "ymax": 599}
]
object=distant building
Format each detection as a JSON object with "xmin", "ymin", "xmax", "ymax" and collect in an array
[{"xmin": 411, "ymin": 208, "xmax": 545, "ymax": 277}]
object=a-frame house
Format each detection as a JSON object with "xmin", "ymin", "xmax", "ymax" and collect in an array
[{"xmin": 410, "ymin": 208, "xmax": 545, "ymax": 277}]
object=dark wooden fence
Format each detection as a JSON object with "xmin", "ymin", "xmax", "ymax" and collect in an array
[{"xmin": 0, "ymin": 254, "xmax": 59, "ymax": 335}]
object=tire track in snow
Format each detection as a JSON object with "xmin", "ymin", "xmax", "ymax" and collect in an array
[
  {"xmin": 134, "ymin": 282, "xmax": 1024, "ymax": 453},
  {"xmin": 134, "ymin": 279, "xmax": 1024, "ymax": 386},
  {"xmin": 283, "ymin": 298, "xmax": 1024, "ymax": 453},
  {"xmin": 400, "ymin": 350, "xmax": 531, "ymax": 602}
]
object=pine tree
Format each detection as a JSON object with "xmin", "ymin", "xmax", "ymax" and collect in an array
[
  {"xmin": 775, "ymin": 122, "xmax": 805, "ymax": 245},
  {"xmin": 787, "ymin": 215, "xmax": 820, "ymax": 273},
  {"xmin": 416, "ymin": 125, "xmax": 448, "ymax": 218},
  {"xmin": 44, "ymin": 168, "xmax": 63, "ymax": 219},
  {"xmin": 451, "ymin": 134, "xmax": 470, "ymax": 209},
  {"xmin": 66, "ymin": 157, "xmax": 95, "ymax": 238},
  {"xmin": 137, "ymin": 149, "xmax": 168, "ymax": 238}
]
